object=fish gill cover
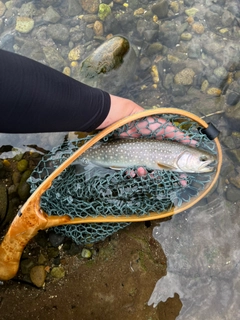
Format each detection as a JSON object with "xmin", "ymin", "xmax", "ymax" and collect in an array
[{"xmin": 28, "ymin": 114, "xmax": 217, "ymax": 245}]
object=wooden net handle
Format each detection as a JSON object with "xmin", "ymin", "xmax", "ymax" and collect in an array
[{"xmin": 0, "ymin": 108, "xmax": 222, "ymax": 280}]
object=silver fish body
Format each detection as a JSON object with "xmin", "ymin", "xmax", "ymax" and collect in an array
[{"xmin": 76, "ymin": 138, "xmax": 216, "ymax": 173}]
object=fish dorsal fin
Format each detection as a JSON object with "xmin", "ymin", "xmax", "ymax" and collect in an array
[{"xmin": 157, "ymin": 162, "xmax": 176, "ymax": 170}]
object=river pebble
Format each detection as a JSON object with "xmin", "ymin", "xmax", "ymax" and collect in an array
[
  {"xmin": 15, "ymin": 16, "xmax": 34, "ymax": 33},
  {"xmin": 174, "ymin": 68, "xmax": 195, "ymax": 85},
  {"xmin": 30, "ymin": 265, "xmax": 46, "ymax": 287},
  {"xmin": 51, "ymin": 266, "xmax": 65, "ymax": 278},
  {"xmin": 0, "ymin": 1, "xmax": 6, "ymax": 16},
  {"xmin": 43, "ymin": 6, "xmax": 61, "ymax": 23},
  {"xmin": 151, "ymin": 0, "xmax": 169, "ymax": 18},
  {"xmin": 80, "ymin": 0, "xmax": 99, "ymax": 14}
]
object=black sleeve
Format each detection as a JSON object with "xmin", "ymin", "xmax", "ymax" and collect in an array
[{"xmin": 0, "ymin": 49, "xmax": 111, "ymax": 133}]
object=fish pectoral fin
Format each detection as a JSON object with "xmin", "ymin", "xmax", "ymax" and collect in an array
[
  {"xmin": 109, "ymin": 166, "xmax": 124, "ymax": 170},
  {"xmin": 157, "ymin": 162, "xmax": 176, "ymax": 170}
]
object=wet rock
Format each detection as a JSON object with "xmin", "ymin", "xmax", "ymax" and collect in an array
[
  {"xmin": 225, "ymin": 102, "xmax": 240, "ymax": 130},
  {"xmin": 47, "ymin": 247, "xmax": 60, "ymax": 259},
  {"xmin": 143, "ymin": 29, "xmax": 158, "ymax": 42},
  {"xmin": 20, "ymin": 258, "xmax": 35, "ymax": 275},
  {"xmin": 93, "ymin": 20, "xmax": 103, "ymax": 36},
  {"xmin": 227, "ymin": 3, "xmax": 240, "ymax": 18},
  {"xmin": 47, "ymin": 23, "xmax": 69, "ymax": 43},
  {"xmin": 0, "ymin": 1, "xmax": 6, "ymax": 16},
  {"xmin": 213, "ymin": 66, "xmax": 228, "ymax": 80},
  {"xmin": 140, "ymin": 57, "xmax": 151, "ymax": 70},
  {"xmin": 171, "ymin": 84, "xmax": 186, "ymax": 96},
  {"xmin": 76, "ymin": 36, "xmax": 137, "ymax": 94},
  {"xmin": 170, "ymin": 1, "xmax": 179, "ymax": 14},
  {"xmin": 68, "ymin": 44, "xmax": 83, "ymax": 61},
  {"xmin": 0, "ymin": 185, "xmax": 7, "ymax": 224},
  {"xmin": 159, "ymin": 22, "xmax": 179, "ymax": 48},
  {"xmin": 98, "ymin": 3, "xmax": 111, "ymax": 21},
  {"xmin": 30, "ymin": 265, "xmax": 46, "ymax": 287},
  {"xmin": 43, "ymin": 6, "xmax": 61, "ymax": 23},
  {"xmin": 174, "ymin": 68, "xmax": 195, "ymax": 85},
  {"xmin": 81, "ymin": 248, "xmax": 92, "ymax": 258},
  {"xmin": 201, "ymin": 79, "xmax": 209, "ymax": 92},
  {"xmin": 151, "ymin": 0, "xmax": 168, "ymax": 19},
  {"xmin": 15, "ymin": 17, "xmax": 34, "ymax": 33},
  {"xmin": 204, "ymin": 11, "xmax": 220, "ymax": 30},
  {"xmin": 50, "ymin": 266, "xmax": 65, "ymax": 278},
  {"xmin": 226, "ymin": 185, "xmax": 240, "ymax": 202},
  {"xmin": 230, "ymin": 175, "xmax": 240, "ymax": 189},
  {"xmin": 43, "ymin": 46, "xmax": 66, "ymax": 70},
  {"xmin": 163, "ymin": 73, "xmax": 174, "ymax": 90},
  {"xmin": 226, "ymin": 92, "xmax": 240, "ymax": 106},
  {"xmin": 48, "ymin": 231, "xmax": 65, "ymax": 247},
  {"xmin": 19, "ymin": 2, "xmax": 37, "ymax": 17},
  {"xmin": 221, "ymin": 10, "xmax": 235, "ymax": 27},
  {"xmin": 180, "ymin": 32, "xmax": 192, "ymax": 41},
  {"xmin": 80, "ymin": 0, "xmax": 99, "ymax": 14},
  {"xmin": 188, "ymin": 43, "xmax": 201, "ymax": 59},
  {"xmin": 18, "ymin": 181, "xmax": 30, "ymax": 201},
  {"xmin": 206, "ymin": 87, "xmax": 222, "ymax": 96},
  {"xmin": 146, "ymin": 42, "xmax": 163, "ymax": 56},
  {"xmin": 68, "ymin": 0, "xmax": 82, "ymax": 16},
  {"xmin": 17, "ymin": 159, "xmax": 28, "ymax": 172},
  {"xmin": 185, "ymin": 8, "xmax": 198, "ymax": 16},
  {"xmin": 192, "ymin": 22, "xmax": 204, "ymax": 34}
]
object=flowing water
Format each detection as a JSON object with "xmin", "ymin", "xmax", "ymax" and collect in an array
[{"xmin": 0, "ymin": 0, "xmax": 240, "ymax": 318}]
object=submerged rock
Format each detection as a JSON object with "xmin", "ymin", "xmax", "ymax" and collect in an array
[{"xmin": 75, "ymin": 36, "xmax": 137, "ymax": 94}]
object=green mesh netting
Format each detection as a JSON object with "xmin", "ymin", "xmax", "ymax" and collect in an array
[{"xmin": 28, "ymin": 114, "xmax": 217, "ymax": 245}]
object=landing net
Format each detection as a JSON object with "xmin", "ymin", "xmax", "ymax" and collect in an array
[{"xmin": 28, "ymin": 114, "xmax": 217, "ymax": 245}]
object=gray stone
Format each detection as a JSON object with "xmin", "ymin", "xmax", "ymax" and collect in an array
[
  {"xmin": 68, "ymin": 0, "xmax": 82, "ymax": 16},
  {"xmin": 226, "ymin": 185, "xmax": 240, "ymax": 203},
  {"xmin": 163, "ymin": 73, "xmax": 174, "ymax": 90},
  {"xmin": 225, "ymin": 102, "xmax": 240, "ymax": 131},
  {"xmin": 43, "ymin": 46, "xmax": 66, "ymax": 70},
  {"xmin": 188, "ymin": 44, "xmax": 201, "ymax": 59},
  {"xmin": 48, "ymin": 230, "xmax": 65, "ymax": 247},
  {"xmin": 146, "ymin": 42, "xmax": 163, "ymax": 56},
  {"xmin": 140, "ymin": 57, "xmax": 151, "ymax": 70},
  {"xmin": 151, "ymin": 0, "xmax": 169, "ymax": 18},
  {"xmin": 226, "ymin": 92, "xmax": 240, "ymax": 106},
  {"xmin": 43, "ymin": 6, "xmax": 61, "ymax": 23},
  {"xmin": 47, "ymin": 23, "xmax": 69, "ymax": 43},
  {"xmin": 210, "ymin": 4, "xmax": 223, "ymax": 15},
  {"xmin": 221, "ymin": 10, "xmax": 235, "ymax": 27},
  {"xmin": 204, "ymin": 11, "xmax": 221, "ymax": 30},
  {"xmin": 19, "ymin": 2, "xmax": 37, "ymax": 17},
  {"xmin": 213, "ymin": 66, "xmax": 228, "ymax": 79}
]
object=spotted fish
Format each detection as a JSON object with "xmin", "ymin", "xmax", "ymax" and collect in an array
[{"xmin": 75, "ymin": 138, "xmax": 216, "ymax": 173}]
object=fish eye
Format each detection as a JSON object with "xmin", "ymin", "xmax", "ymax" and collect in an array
[{"xmin": 199, "ymin": 155, "xmax": 208, "ymax": 161}]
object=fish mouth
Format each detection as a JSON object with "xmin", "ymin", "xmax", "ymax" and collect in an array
[{"xmin": 198, "ymin": 159, "xmax": 217, "ymax": 172}]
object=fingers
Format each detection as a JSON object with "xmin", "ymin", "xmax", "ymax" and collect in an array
[{"xmin": 118, "ymin": 116, "xmax": 197, "ymax": 146}]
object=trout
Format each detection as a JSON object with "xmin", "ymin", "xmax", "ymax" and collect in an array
[{"xmin": 76, "ymin": 138, "xmax": 216, "ymax": 173}]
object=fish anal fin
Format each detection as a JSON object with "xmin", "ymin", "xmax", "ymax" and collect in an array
[
  {"xmin": 110, "ymin": 166, "xmax": 124, "ymax": 170},
  {"xmin": 157, "ymin": 162, "xmax": 176, "ymax": 170}
]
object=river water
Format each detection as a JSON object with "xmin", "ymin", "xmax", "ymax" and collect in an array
[{"xmin": 0, "ymin": 0, "xmax": 240, "ymax": 318}]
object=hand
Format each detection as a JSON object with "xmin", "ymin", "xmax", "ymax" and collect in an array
[{"xmin": 119, "ymin": 116, "xmax": 197, "ymax": 146}]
